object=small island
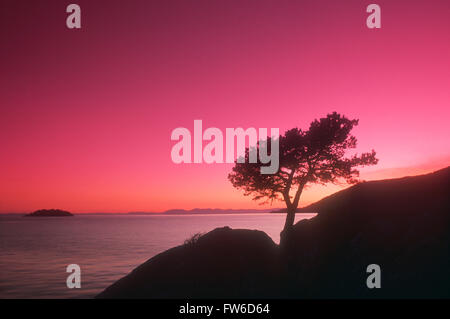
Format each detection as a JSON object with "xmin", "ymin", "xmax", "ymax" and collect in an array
[{"xmin": 25, "ymin": 209, "xmax": 74, "ymax": 217}]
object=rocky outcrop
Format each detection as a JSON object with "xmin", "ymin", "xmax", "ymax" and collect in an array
[
  {"xmin": 97, "ymin": 227, "xmax": 279, "ymax": 298},
  {"xmin": 97, "ymin": 167, "xmax": 450, "ymax": 298}
]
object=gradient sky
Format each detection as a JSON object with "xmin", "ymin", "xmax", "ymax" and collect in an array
[{"xmin": 1, "ymin": 0, "xmax": 449, "ymax": 213}]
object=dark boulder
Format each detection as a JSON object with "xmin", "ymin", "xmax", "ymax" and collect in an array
[{"xmin": 97, "ymin": 227, "xmax": 279, "ymax": 298}]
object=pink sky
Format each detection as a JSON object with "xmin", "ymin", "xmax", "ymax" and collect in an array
[{"xmin": 1, "ymin": 0, "xmax": 449, "ymax": 213}]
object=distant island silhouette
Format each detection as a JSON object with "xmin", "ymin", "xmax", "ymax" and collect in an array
[
  {"xmin": 97, "ymin": 167, "xmax": 450, "ymax": 299},
  {"xmin": 25, "ymin": 209, "xmax": 73, "ymax": 217}
]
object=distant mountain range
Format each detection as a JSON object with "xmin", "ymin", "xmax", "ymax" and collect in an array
[{"xmin": 128, "ymin": 208, "xmax": 276, "ymax": 215}]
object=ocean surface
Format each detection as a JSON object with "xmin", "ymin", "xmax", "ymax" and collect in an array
[{"xmin": 0, "ymin": 213, "xmax": 316, "ymax": 299}]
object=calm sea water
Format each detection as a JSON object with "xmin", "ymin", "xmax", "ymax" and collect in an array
[{"xmin": 0, "ymin": 213, "xmax": 315, "ymax": 299}]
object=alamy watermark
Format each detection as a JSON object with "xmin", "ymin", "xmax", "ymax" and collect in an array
[
  {"xmin": 65, "ymin": 4, "xmax": 381, "ymax": 30},
  {"xmin": 66, "ymin": 264, "xmax": 81, "ymax": 289},
  {"xmin": 170, "ymin": 120, "xmax": 279, "ymax": 174},
  {"xmin": 366, "ymin": 264, "xmax": 381, "ymax": 289}
]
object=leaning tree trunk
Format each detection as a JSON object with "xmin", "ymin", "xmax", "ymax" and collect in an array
[
  {"xmin": 280, "ymin": 182, "xmax": 305, "ymax": 247},
  {"xmin": 280, "ymin": 206, "xmax": 296, "ymax": 247},
  {"xmin": 283, "ymin": 206, "xmax": 296, "ymax": 233}
]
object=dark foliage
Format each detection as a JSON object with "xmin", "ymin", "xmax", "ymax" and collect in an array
[{"xmin": 228, "ymin": 112, "xmax": 378, "ymax": 234}]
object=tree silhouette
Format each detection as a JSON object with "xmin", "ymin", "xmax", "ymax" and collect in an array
[{"xmin": 228, "ymin": 112, "xmax": 378, "ymax": 241}]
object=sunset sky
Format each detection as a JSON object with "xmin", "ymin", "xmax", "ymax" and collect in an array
[{"xmin": 1, "ymin": 0, "xmax": 449, "ymax": 213}]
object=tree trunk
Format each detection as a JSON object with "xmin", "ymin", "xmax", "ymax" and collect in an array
[
  {"xmin": 280, "ymin": 182, "xmax": 305, "ymax": 246},
  {"xmin": 280, "ymin": 206, "xmax": 296, "ymax": 247},
  {"xmin": 283, "ymin": 206, "xmax": 296, "ymax": 233}
]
